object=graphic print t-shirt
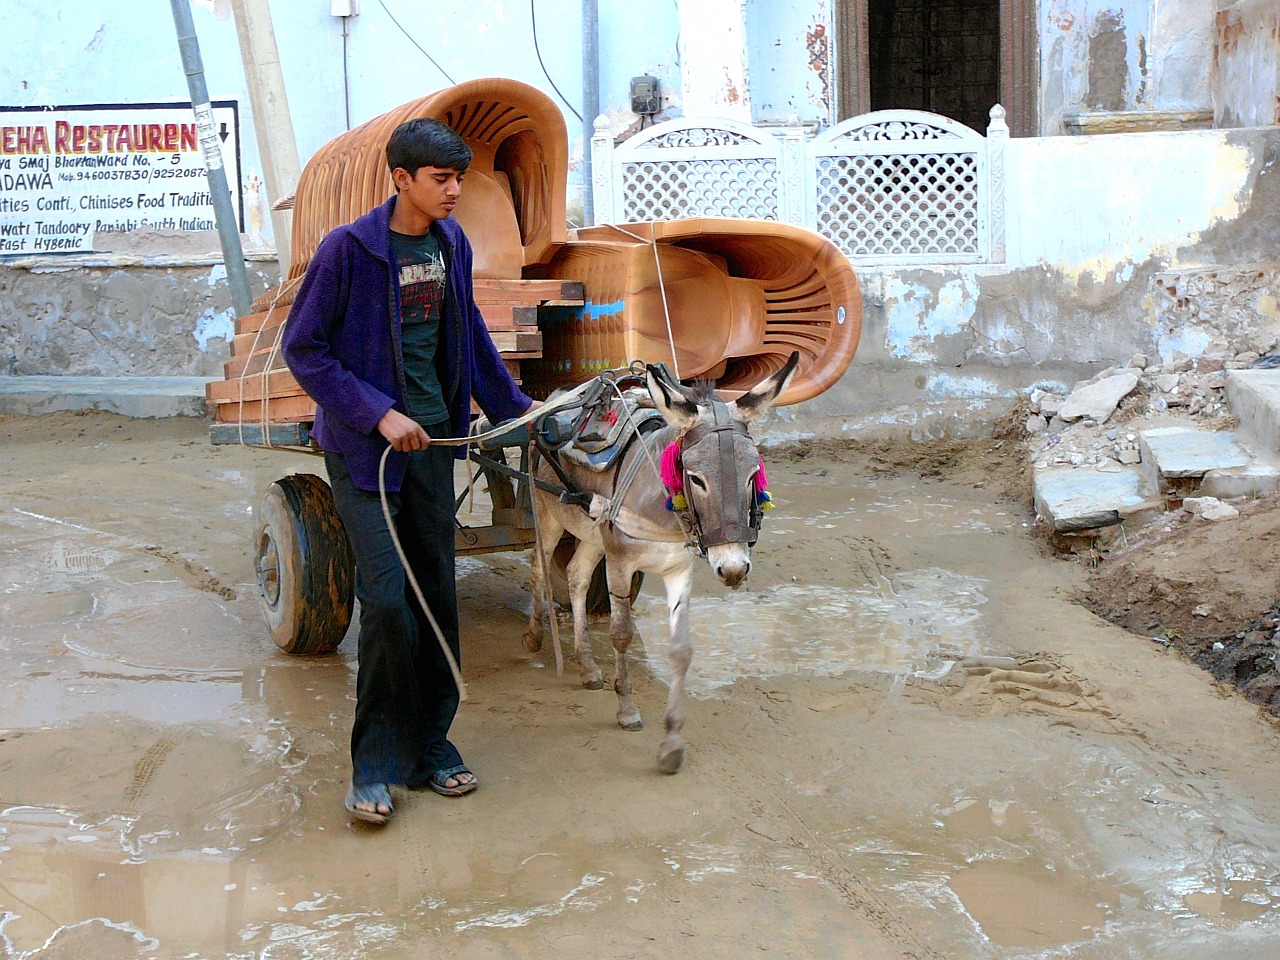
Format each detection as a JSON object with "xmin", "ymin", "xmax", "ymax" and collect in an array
[{"xmin": 391, "ymin": 228, "xmax": 449, "ymax": 427}]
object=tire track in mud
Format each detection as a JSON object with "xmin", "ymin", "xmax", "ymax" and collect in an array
[
  {"xmin": 141, "ymin": 545, "xmax": 237, "ymax": 601},
  {"xmin": 123, "ymin": 737, "xmax": 176, "ymax": 807},
  {"xmin": 696, "ymin": 728, "xmax": 949, "ymax": 960},
  {"xmin": 9, "ymin": 506, "xmax": 237, "ymax": 600}
]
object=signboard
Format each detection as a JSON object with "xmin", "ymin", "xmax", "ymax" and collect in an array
[{"xmin": 0, "ymin": 101, "xmax": 241, "ymax": 255}]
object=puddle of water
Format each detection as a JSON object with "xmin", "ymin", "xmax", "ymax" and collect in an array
[
  {"xmin": 0, "ymin": 671, "xmax": 246, "ymax": 727},
  {"xmin": 853, "ymin": 762, "xmax": 1280, "ymax": 956},
  {"xmin": 947, "ymin": 857, "xmax": 1110, "ymax": 949},
  {"xmin": 0, "ymin": 587, "xmax": 96, "ymax": 627},
  {"xmin": 943, "ymin": 797, "xmax": 1035, "ymax": 841},
  {"xmin": 634, "ymin": 568, "xmax": 987, "ymax": 695},
  {"xmin": 772, "ymin": 480, "xmax": 1018, "ymax": 536},
  {"xmin": 1182, "ymin": 881, "xmax": 1276, "ymax": 923}
]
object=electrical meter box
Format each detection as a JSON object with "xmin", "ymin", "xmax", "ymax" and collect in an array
[{"xmin": 629, "ymin": 76, "xmax": 661, "ymax": 115}]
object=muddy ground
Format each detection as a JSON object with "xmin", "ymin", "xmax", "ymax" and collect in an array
[{"xmin": 3, "ymin": 412, "xmax": 1280, "ymax": 959}]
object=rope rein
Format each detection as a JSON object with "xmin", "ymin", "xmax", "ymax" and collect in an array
[{"xmin": 377, "ymin": 378, "xmax": 599, "ymax": 700}]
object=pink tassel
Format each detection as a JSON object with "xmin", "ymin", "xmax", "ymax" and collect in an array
[
  {"xmin": 660, "ymin": 441, "xmax": 683, "ymax": 491},
  {"xmin": 754, "ymin": 457, "xmax": 768, "ymax": 494}
]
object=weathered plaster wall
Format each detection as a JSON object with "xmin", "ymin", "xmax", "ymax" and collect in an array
[
  {"xmin": 1040, "ymin": 0, "xmax": 1215, "ymax": 135},
  {"xmin": 771, "ymin": 124, "xmax": 1280, "ymax": 442},
  {"xmin": 745, "ymin": 0, "xmax": 834, "ymax": 125},
  {"xmin": 0, "ymin": 255, "xmax": 277, "ymax": 378},
  {"xmin": 1213, "ymin": 0, "xmax": 1280, "ymax": 128}
]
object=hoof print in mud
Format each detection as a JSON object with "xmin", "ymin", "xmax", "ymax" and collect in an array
[{"xmin": 920, "ymin": 655, "xmax": 1124, "ymax": 734}]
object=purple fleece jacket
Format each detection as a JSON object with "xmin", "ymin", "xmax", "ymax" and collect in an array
[{"xmin": 281, "ymin": 195, "xmax": 532, "ymax": 492}]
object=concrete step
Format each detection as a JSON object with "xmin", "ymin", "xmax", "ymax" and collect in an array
[
  {"xmin": 1032, "ymin": 464, "xmax": 1164, "ymax": 534},
  {"xmin": 0, "ymin": 376, "xmax": 214, "ymax": 419},
  {"xmin": 1138, "ymin": 425, "xmax": 1280, "ymax": 500},
  {"xmin": 1226, "ymin": 368, "xmax": 1280, "ymax": 457}
]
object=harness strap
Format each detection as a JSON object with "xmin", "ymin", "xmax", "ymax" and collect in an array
[
  {"xmin": 532, "ymin": 436, "xmax": 593, "ymax": 508},
  {"xmin": 601, "ymin": 419, "xmax": 665, "ymax": 528},
  {"xmin": 679, "ymin": 400, "xmax": 758, "ymax": 548}
]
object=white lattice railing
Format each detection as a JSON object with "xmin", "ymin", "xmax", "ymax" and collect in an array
[
  {"xmin": 591, "ymin": 106, "xmax": 1009, "ymax": 265},
  {"xmin": 593, "ymin": 116, "xmax": 786, "ymax": 225}
]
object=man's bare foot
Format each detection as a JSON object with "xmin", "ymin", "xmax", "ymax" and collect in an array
[{"xmin": 345, "ymin": 783, "xmax": 393, "ymax": 824}]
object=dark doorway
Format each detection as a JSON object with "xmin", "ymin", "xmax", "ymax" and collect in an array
[{"xmin": 868, "ymin": 0, "xmax": 1001, "ymax": 131}]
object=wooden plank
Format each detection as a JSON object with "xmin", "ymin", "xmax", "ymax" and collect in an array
[
  {"xmin": 476, "ymin": 303, "xmax": 518, "ymax": 331},
  {"xmin": 226, "ymin": 334, "xmax": 541, "ymax": 380},
  {"xmin": 235, "ymin": 308, "xmax": 289, "ymax": 336},
  {"xmin": 232, "ymin": 324, "xmax": 285, "ymax": 357},
  {"xmin": 214, "ymin": 394, "xmax": 316, "ymax": 423},
  {"xmin": 488, "ymin": 331, "xmax": 542, "ymax": 352},
  {"xmin": 454, "ymin": 524, "xmax": 536, "ymax": 556},
  {"xmin": 474, "ymin": 278, "xmax": 583, "ymax": 300},
  {"xmin": 209, "ymin": 421, "xmax": 312, "ymax": 447},
  {"xmin": 208, "ymin": 369, "xmax": 305, "ymax": 404},
  {"xmin": 233, "ymin": 314, "xmax": 542, "ymax": 356}
]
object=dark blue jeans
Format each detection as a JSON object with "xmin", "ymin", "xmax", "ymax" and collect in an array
[{"xmin": 325, "ymin": 425, "xmax": 463, "ymax": 789}]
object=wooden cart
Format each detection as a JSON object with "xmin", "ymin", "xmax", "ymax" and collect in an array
[{"xmin": 210, "ymin": 79, "xmax": 861, "ymax": 656}]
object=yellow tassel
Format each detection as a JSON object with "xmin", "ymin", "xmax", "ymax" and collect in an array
[{"xmin": 671, "ymin": 492, "xmax": 687, "ymax": 511}]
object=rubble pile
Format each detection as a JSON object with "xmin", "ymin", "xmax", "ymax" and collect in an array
[{"xmin": 1023, "ymin": 338, "xmax": 1277, "ymax": 471}]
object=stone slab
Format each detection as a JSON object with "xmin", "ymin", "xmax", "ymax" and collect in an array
[
  {"xmin": 1226, "ymin": 368, "xmax": 1280, "ymax": 457},
  {"xmin": 1033, "ymin": 465, "xmax": 1161, "ymax": 532},
  {"xmin": 1138, "ymin": 427, "xmax": 1253, "ymax": 495},
  {"xmin": 1200, "ymin": 461, "xmax": 1280, "ymax": 500},
  {"xmin": 0, "ymin": 376, "xmax": 214, "ymax": 419}
]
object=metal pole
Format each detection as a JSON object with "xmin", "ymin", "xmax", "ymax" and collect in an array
[
  {"xmin": 170, "ymin": 0, "xmax": 254, "ymax": 318},
  {"xmin": 582, "ymin": 0, "xmax": 599, "ymax": 226},
  {"xmin": 228, "ymin": 0, "xmax": 302, "ymax": 280}
]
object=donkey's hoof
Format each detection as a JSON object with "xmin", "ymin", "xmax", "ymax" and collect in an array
[
  {"xmin": 657, "ymin": 746, "xmax": 684, "ymax": 774},
  {"xmin": 618, "ymin": 715, "xmax": 643, "ymax": 731},
  {"xmin": 582, "ymin": 677, "xmax": 604, "ymax": 691},
  {"xmin": 521, "ymin": 630, "xmax": 542, "ymax": 653}
]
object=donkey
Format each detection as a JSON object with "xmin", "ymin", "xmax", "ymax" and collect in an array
[{"xmin": 523, "ymin": 352, "xmax": 798, "ymax": 773}]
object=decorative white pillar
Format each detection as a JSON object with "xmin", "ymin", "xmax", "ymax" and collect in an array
[
  {"xmin": 676, "ymin": 0, "xmax": 751, "ymax": 121},
  {"xmin": 590, "ymin": 115, "xmax": 615, "ymax": 226},
  {"xmin": 780, "ymin": 124, "xmax": 807, "ymax": 227},
  {"xmin": 986, "ymin": 104, "xmax": 1008, "ymax": 264}
]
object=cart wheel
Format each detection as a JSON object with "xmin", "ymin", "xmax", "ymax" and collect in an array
[
  {"xmin": 550, "ymin": 536, "xmax": 644, "ymax": 616},
  {"xmin": 254, "ymin": 474, "xmax": 355, "ymax": 656}
]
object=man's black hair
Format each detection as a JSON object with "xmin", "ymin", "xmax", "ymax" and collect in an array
[{"xmin": 386, "ymin": 118, "xmax": 472, "ymax": 177}]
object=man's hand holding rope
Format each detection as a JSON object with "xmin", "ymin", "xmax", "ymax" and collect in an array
[{"xmin": 378, "ymin": 408, "xmax": 432, "ymax": 452}]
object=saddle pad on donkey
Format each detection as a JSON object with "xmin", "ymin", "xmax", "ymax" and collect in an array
[{"xmin": 561, "ymin": 392, "xmax": 665, "ymax": 472}]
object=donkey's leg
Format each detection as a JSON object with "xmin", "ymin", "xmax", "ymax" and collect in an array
[
  {"xmin": 658, "ymin": 562, "xmax": 694, "ymax": 774},
  {"xmin": 606, "ymin": 560, "xmax": 643, "ymax": 730},
  {"xmin": 567, "ymin": 542, "xmax": 607, "ymax": 689},
  {"xmin": 522, "ymin": 503, "xmax": 563, "ymax": 653}
]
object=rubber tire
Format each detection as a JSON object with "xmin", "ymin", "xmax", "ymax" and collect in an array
[
  {"xmin": 550, "ymin": 535, "xmax": 644, "ymax": 616},
  {"xmin": 253, "ymin": 474, "xmax": 355, "ymax": 656}
]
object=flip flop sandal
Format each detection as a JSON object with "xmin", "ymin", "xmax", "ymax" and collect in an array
[
  {"xmin": 427, "ymin": 764, "xmax": 478, "ymax": 797},
  {"xmin": 345, "ymin": 782, "xmax": 393, "ymax": 824}
]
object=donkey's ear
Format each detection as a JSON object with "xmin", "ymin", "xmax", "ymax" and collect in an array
[
  {"xmin": 646, "ymin": 363, "xmax": 700, "ymax": 429},
  {"xmin": 733, "ymin": 351, "xmax": 800, "ymax": 422}
]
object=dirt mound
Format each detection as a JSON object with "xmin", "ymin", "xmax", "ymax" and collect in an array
[{"xmin": 1080, "ymin": 496, "xmax": 1280, "ymax": 715}]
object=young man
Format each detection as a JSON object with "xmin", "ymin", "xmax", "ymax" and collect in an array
[{"xmin": 283, "ymin": 118, "xmax": 538, "ymax": 825}]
